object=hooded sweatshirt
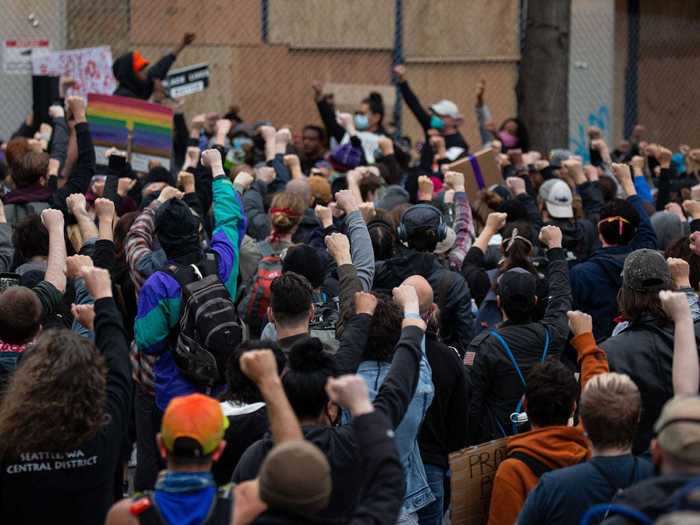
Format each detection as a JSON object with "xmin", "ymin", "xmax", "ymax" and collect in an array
[
  {"xmin": 569, "ymin": 194, "xmax": 657, "ymax": 340},
  {"xmin": 112, "ymin": 51, "xmax": 176, "ymax": 100},
  {"xmin": 487, "ymin": 427, "xmax": 590, "ymax": 525}
]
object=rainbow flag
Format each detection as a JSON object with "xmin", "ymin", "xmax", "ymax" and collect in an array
[{"xmin": 87, "ymin": 93, "xmax": 173, "ymax": 171}]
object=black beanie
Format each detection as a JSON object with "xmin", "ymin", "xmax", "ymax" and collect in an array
[
  {"xmin": 145, "ymin": 166, "xmax": 175, "ymax": 188},
  {"xmin": 282, "ymin": 245, "xmax": 325, "ymax": 289},
  {"xmin": 155, "ymin": 199, "xmax": 200, "ymax": 258}
]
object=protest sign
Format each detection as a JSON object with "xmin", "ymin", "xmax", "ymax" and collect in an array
[
  {"xmin": 162, "ymin": 63, "xmax": 209, "ymax": 98},
  {"xmin": 32, "ymin": 46, "xmax": 116, "ymax": 98},
  {"xmin": 3, "ymin": 39, "xmax": 49, "ymax": 74},
  {"xmin": 445, "ymin": 148, "xmax": 502, "ymax": 204},
  {"xmin": 87, "ymin": 94, "xmax": 173, "ymax": 171},
  {"xmin": 449, "ymin": 437, "xmax": 508, "ymax": 525}
]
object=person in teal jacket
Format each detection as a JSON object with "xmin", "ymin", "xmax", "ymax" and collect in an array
[{"xmin": 135, "ymin": 148, "xmax": 245, "ymax": 412}]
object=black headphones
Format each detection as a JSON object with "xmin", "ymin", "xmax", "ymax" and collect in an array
[{"xmin": 397, "ymin": 204, "xmax": 448, "ymax": 243}]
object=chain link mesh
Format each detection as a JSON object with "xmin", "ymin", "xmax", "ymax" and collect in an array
[{"xmin": 0, "ymin": 1, "xmax": 697, "ymax": 153}]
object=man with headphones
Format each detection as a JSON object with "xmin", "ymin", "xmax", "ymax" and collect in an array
[{"xmin": 373, "ymin": 203, "xmax": 475, "ymax": 354}]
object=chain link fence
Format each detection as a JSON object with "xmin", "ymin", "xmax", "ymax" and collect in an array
[
  {"xmin": 0, "ymin": 0, "xmax": 519, "ymax": 154},
  {"xmin": 0, "ymin": 1, "xmax": 697, "ymax": 156}
]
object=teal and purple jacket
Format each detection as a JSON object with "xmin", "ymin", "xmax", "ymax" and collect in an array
[{"xmin": 135, "ymin": 176, "xmax": 245, "ymax": 410}]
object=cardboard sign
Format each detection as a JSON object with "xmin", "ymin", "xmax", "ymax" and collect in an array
[
  {"xmin": 449, "ymin": 437, "xmax": 508, "ymax": 525},
  {"xmin": 32, "ymin": 46, "xmax": 116, "ymax": 98},
  {"xmin": 3, "ymin": 39, "xmax": 49, "ymax": 74},
  {"xmin": 162, "ymin": 63, "xmax": 209, "ymax": 98},
  {"xmin": 87, "ymin": 94, "xmax": 173, "ymax": 171},
  {"xmin": 445, "ymin": 148, "xmax": 502, "ymax": 204}
]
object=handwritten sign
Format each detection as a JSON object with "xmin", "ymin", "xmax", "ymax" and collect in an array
[
  {"xmin": 32, "ymin": 46, "xmax": 116, "ymax": 98},
  {"xmin": 449, "ymin": 437, "xmax": 508, "ymax": 525}
]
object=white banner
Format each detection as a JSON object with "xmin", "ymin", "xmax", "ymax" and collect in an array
[{"xmin": 32, "ymin": 46, "xmax": 116, "ymax": 98}]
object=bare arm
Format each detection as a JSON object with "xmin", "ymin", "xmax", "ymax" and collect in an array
[
  {"xmin": 241, "ymin": 350, "xmax": 303, "ymax": 443},
  {"xmin": 41, "ymin": 209, "xmax": 67, "ymax": 293},
  {"xmin": 660, "ymin": 291, "xmax": 700, "ymax": 396}
]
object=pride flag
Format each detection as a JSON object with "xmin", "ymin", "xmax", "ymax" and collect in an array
[{"xmin": 87, "ymin": 93, "xmax": 173, "ymax": 171}]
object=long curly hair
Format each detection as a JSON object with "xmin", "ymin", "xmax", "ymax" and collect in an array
[{"xmin": 0, "ymin": 330, "xmax": 107, "ymax": 459}]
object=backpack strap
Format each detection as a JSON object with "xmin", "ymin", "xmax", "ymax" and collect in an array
[
  {"xmin": 130, "ymin": 492, "xmax": 165, "ymax": 525},
  {"xmin": 508, "ymin": 451, "xmax": 553, "ymax": 479},
  {"xmin": 200, "ymin": 251, "xmax": 219, "ymax": 278},
  {"xmin": 579, "ymin": 503, "xmax": 653, "ymax": 525},
  {"xmin": 258, "ymin": 241, "xmax": 277, "ymax": 258},
  {"xmin": 489, "ymin": 327, "xmax": 551, "ymax": 435}
]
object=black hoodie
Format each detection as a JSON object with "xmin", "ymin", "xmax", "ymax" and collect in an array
[{"xmin": 112, "ymin": 51, "xmax": 176, "ymax": 100}]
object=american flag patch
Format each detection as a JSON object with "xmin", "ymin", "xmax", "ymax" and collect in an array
[{"xmin": 464, "ymin": 351, "xmax": 475, "ymax": 366}]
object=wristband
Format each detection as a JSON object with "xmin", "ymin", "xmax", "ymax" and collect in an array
[{"xmin": 404, "ymin": 312, "xmax": 422, "ymax": 321}]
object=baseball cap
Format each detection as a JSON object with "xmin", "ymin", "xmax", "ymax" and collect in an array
[
  {"xmin": 622, "ymin": 248, "xmax": 673, "ymax": 293},
  {"xmin": 549, "ymin": 149, "xmax": 573, "ymax": 168},
  {"xmin": 161, "ymin": 393, "xmax": 229, "ymax": 457},
  {"xmin": 132, "ymin": 51, "xmax": 150, "ymax": 73},
  {"xmin": 430, "ymin": 100, "xmax": 462, "ymax": 119},
  {"xmin": 539, "ymin": 179, "xmax": 574, "ymax": 219},
  {"xmin": 654, "ymin": 396, "xmax": 700, "ymax": 464},
  {"xmin": 497, "ymin": 267, "xmax": 537, "ymax": 309},
  {"xmin": 329, "ymin": 143, "xmax": 362, "ymax": 173},
  {"xmin": 259, "ymin": 440, "xmax": 331, "ymax": 514},
  {"xmin": 401, "ymin": 204, "xmax": 442, "ymax": 237}
]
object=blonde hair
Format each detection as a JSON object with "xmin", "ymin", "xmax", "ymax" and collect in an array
[{"xmin": 269, "ymin": 192, "xmax": 305, "ymax": 234}]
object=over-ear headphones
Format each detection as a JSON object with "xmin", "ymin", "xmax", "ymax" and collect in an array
[{"xmin": 397, "ymin": 204, "xmax": 448, "ymax": 243}]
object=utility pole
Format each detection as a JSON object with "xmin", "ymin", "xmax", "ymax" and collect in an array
[{"xmin": 518, "ymin": 0, "xmax": 571, "ymax": 153}]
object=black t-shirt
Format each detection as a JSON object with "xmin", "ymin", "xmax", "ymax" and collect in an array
[
  {"xmin": 0, "ymin": 298, "xmax": 131, "ymax": 525},
  {"xmin": 212, "ymin": 403, "xmax": 269, "ymax": 485}
]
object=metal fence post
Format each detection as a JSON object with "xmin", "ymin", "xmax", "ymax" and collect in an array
[
  {"xmin": 392, "ymin": 0, "xmax": 403, "ymax": 137},
  {"xmin": 624, "ymin": 0, "xmax": 639, "ymax": 139},
  {"xmin": 261, "ymin": 0, "xmax": 269, "ymax": 44}
]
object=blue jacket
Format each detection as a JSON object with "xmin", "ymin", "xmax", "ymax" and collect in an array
[
  {"xmin": 517, "ymin": 454, "xmax": 654, "ymax": 525},
  {"xmin": 356, "ymin": 340, "xmax": 435, "ymax": 516},
  {"xmin": 569, "ymin": 195, "xmax": 657, "ymax": 340},
  {"xmin": 135, "ymin": 176, "xmax": 245, "ymax": 411}
]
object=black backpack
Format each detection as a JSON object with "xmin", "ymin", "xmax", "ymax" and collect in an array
[{"xmin": 166, "ymin": 252, "xmax": 243, "ymax": 389}]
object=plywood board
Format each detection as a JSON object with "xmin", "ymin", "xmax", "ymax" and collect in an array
[
  {"xmin": 268, "ymin": 0, "xmax": 394, "ymax": 50},
  {"xmin": 323, "ymin": 82, "xmax": 396, "ymax": 113},
  {"xmin": 398, "ymin": 61, "xmax": 518, "ymax": 153},
  {"xmin": 404, "ymin": 0, "xmax": 519, "ymax": 59},
  {"xmin": 130, "ymin": 0, "xmax": 260, "ymax": 46}
]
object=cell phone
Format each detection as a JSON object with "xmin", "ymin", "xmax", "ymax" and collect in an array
[{"xmin": 0, "ymin": 273, "xmax": 21, "ymax": 293}]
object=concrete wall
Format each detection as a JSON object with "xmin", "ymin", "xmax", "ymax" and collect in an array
[{"xmin": 0, "ymin": 0, "xmax": 66, "ymax": 140}]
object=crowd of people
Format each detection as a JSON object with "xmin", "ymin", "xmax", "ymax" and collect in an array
[{"xmin": 0, "ymin": 34, "xmax": 700, "ymax": 525}]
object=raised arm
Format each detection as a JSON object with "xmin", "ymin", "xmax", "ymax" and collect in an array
[
  {"xmin": 82, "ymin": 267, "xmax": 131, "ymax": 432},
  {"xmin": 41, "ymin": 208, "xmax": 67, "ymax": 293},
  {"xmin": 336, "ymin": 190, "xmax": 375, "ymax": 291},
  {"xmin": 313, "ymin": 82, "xmax": 346, "ymax": 143},
  {"xmin": 52, "ymin": 97, "xmax": 95, "ymax": 212},
  {"xmin": 567, "ymin": 311, "xmax": 609, "ymax": 393},
  {"xmin": 202, "ymin": 148, "xmax": 245, "ymax": 299},
  {"xmin": 48, "ymin": 105, "xmax": 69, "ymax": 170},
  {"xmin": 0, "ymin": 201, "xmax": 13, "ymax": 272},
  {"xmin": 335, "ymin": 292, "xmax": 377, "ymax": 376},
  {"xmin": 393, "ymin": 65, "xmax": 431, "ymax": 130},
  {"xmin": 611, "ymin": 163, "xmax": 657, "ymax": 251},
  {"xmin": 66, "ymin": 193, "xmax": 98, "ymax": 248},
  {"xmin": 241, "ymin": 349, "xmax": 303, "ymax": 443},
  {"xmin": 659, "ymin": 290, "xmax": 699, "ymax": 396},
  {"xmin": 445, "ymin": 171, "xmax": 475, "ymax": 271},
  {"xmin": 372, "ymin": 285, "xmax": 427, "ymax": 428},
  {"xmin": 539, "ymin": 226, "xmax": 572, "ymax": 338}
]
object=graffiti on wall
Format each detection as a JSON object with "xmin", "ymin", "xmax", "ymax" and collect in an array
[{"xmin": 569, "ymin": 105, "xmax": 609, "ymax": 162}]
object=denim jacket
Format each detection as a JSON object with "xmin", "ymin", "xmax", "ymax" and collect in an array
[{"xmin": 356, "ymin": 339, "xmax": 435, "ymax": 515}]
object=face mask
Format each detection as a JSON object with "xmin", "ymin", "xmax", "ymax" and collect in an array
[
  {"xmin": 498, "ymin": 130, "xmax": 518, "ymax": 148},
  {"xmin": 354, "ymin": 113, "xmax": 369, "ymax": 131},
  {"xmin": 232, "ymin": 137, "xmax": 253, "ymax": 150},
  {"xmin": 430, "ymin": 115, "xmax": 444, "ymax": 130}
]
